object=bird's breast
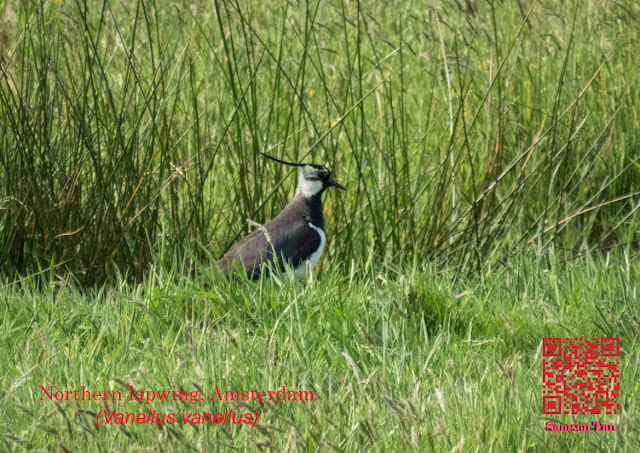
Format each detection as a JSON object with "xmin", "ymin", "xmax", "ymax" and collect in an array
[{"xmin": 290, "ymin": 222, "xmax": 325, "ymax": 277}]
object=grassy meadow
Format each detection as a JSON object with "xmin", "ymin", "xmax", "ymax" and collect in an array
[
  {"xmin": 1, "ymin": 0, "xmax": 640, "ymax": 450},
  {"xmin": 2, "ymin": 251, "xmax": 640, "ymax": 451}
]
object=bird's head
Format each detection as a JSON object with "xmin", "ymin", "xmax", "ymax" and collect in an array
[
  {"xmin": 297, "ymin": 164, "xmax": 346, "ymax": 196},
  {"xmin": 259, "ymin": 152, "xmax": 346, "ymax": 197}
]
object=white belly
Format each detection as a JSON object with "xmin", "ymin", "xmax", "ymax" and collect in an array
[{"xmin": 290, "ymin": 223, "xmax": 325, "ymax": 277}]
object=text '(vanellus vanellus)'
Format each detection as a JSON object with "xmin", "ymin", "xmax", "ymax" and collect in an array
[{"xmin": 218, "ymin": 152, "xmax": 345, "ymax": 279}]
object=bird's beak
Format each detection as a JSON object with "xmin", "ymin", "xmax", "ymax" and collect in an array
[{"xmin": 328, "ymin": 179, "xmax": 346, "ymax": 190}]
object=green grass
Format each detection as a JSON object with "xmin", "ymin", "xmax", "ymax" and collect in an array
[
  {"xmin": 2, "ymin": 250, "xmax": 639, "ymax": 451},
  {"xmin": 1, "ymin": 0, "xmax": 639, "ymax": 283},
  {"xmin": 2, "ymin": 0, "xmax": 640, "ymax": 450}
]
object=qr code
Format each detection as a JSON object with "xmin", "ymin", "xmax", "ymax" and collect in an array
[{"xmin": 542, "ymin": 338, "xmax": 619, "ymax": 415}]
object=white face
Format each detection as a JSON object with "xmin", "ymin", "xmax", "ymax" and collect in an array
[{"xmin": 296, "ymin": 165, "xmax": 329, "ymax": 197}]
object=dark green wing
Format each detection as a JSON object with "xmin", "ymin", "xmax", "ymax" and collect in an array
[{"xmin": 218, "ymin": 219, "xmax": 321, "ymax": 279}]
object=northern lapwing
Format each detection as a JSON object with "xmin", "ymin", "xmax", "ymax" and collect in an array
[{"xmin": 218, "ymin": 152, "xmax": 345, "ymax": 279}]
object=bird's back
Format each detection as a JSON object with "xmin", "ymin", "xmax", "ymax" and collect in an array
[{"xmin": 218, "ymin": 194, "xmax": 324, "ymax": 279}]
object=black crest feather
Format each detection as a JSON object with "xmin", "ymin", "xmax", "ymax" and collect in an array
[{"xmin": 259, "ymin": 151, "xmax": 306, "ymax": 167}]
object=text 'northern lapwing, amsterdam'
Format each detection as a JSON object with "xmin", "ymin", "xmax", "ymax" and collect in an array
[{"xmin": 218, "ymin": 152, "xmax": 345, "ymax": 279}]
